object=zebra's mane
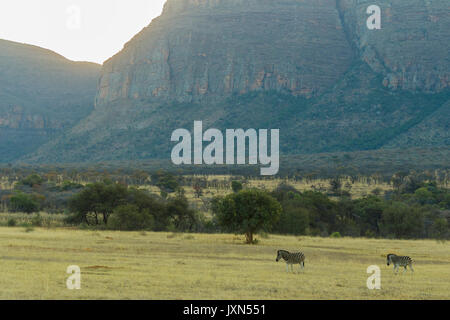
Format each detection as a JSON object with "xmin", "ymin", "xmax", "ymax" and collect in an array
[
  {"xmin": 278, "ymin": 249, "xmax": 290, "ymax": 255},
  {"xmin": 387, "ymin": 253, "xmax": 397, "ymax": 258}
]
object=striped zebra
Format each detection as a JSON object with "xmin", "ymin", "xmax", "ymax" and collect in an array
[
  {"xmin": 276, "ymin": 250, "xmax": 305, "ymax": 273},
  {"xmin": 387, "ymin": 254, "xmax": 414, "ymax": 274}
]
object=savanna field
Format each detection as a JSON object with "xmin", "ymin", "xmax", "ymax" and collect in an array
[{"xmin": 0, "ymin": 227, "xmax": 449, "ymax": 300}]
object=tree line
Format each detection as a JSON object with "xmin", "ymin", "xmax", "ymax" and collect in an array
[{"xmin": 0, "ymin": 171, "xmax": 448, "ymax": 242}]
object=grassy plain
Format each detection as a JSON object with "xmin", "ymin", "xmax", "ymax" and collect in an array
[{"xmin": 0, "ymin": 227, "xmax": 448, "ymax": 300}]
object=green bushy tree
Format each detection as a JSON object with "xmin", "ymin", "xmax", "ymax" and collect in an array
[
  {"xmin": 107, "ymin": 204, "xmax": 154, "ymax": 231},
  {"xmin": 213, "ymin": 189, "xmax": 281, "ymax": 244}
]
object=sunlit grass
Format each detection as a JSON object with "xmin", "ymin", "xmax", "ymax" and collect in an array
[
  {"xmin": 0, "ymin": 212, "xmax": 66, "ymax": 227},
  {"xmin": 0, "ymin": 227, "xmax": 448, "ymax": 299}
]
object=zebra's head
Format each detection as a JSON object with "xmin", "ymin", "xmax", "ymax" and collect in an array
[
  {"xmin": 276, "ymin": 250, "xmax": 282, "ymax": 262},
  {"xmin": 276, "ymin": 250, "xmax": 286, "ymax": 262},
  {"xmin": 386, "ymin": 254, "xmax": 395, "ymax": 266}
]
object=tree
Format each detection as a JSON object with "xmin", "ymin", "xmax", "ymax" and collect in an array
[
  {"xmin": 18, "ymin": 174, "xmax": 44, "ymax": 188},
  {"xmin": 414, "ymin": 187, "xmax": 434, "ymax": 205},
  {"xmin": 68, "ymin": 182, "xmax": 128, "ymax": 225},
  {"xmin": 271, "ymin": 183, "xmax": 309, "ymax": 235},
  {"xmin": 431, "ymin": 216, "xmax": 449, "ymax": 240},
  {"xmin": 213, "ymin": 189, "xmax": 281, "ymax": 244},
  {"xmin": 275, "ymin": 204, "xmax": 309, "ymax": 235},
  {"xmin": 9, "ymin": 192, "xmax": 39, "ymax": 213},
  {"xmin": 107, "ymin": 204, "xmax": 154, "ymax": 231},
  {"xmin": 126, "ymin": 188, "xmax": 168, "ymax": 231},
  {"xmin": 152, "ymin": 171, "xmax": 179, "ymax": 193},
  {"xmin": 353, "ymin": 195, "xmax": 384, "ymax": 235},
  {"xmin": 166, "ymin": 192, "xmax": 198, "ymax": 232},
  {"xmin": 380, "ymin": 202, "xmax": 424, "ymax": 238}
]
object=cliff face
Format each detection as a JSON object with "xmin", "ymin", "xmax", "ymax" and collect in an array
[
  {"xmin": 96, "ymin": 0, "xmax": 354, "ymax": 105},
  {"xmin": 0, "ymin": 39, "xmax": 101, "ymax": 162},
  {"xmin": 336, "ymin": 0, "xmax": 449, "ymax": 93},
  {"xmin": 96, "ymin": 0, "xmax": 449, "ymax": 107},
  {"xmin": 26, "ymin": 0, "xmax": 450, "ymax": 164}
]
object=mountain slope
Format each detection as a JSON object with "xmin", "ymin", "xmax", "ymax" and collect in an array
[
  {"xmin": 25, "ymin": 0, "xmax": 450, "ymax": 164},
  {"xmin": 0, "ymin": 39, "xmax": 101, "ymax": 162}
]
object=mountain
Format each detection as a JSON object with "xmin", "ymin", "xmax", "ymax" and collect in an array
[
  {"xmin": 0, "ymin": 39, "xmax": 101, "ymax": 162},
  {"xmin": 23, "ymin": 0, "xmax": 450, "ymax": 165}
]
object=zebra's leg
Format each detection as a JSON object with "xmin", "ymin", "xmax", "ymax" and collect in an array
[
  {"xmin": 403, "ymin": 266, "xmax": 407, "ymax": 274},
  {"xmin": 410, "ymin": 264, "xmax": 414, "ymax": 273},
  {"xmin": 286, "ymin": 263, "xmax": 289, "ymax": 273}
]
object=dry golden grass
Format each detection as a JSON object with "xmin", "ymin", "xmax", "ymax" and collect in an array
[
  {"xmin": 0, "ymin": 212, "xmax": 65, "ymax": 228},
  {"xmin": 0, "ymin": 227, "xmax": 448, "ymax": 300}
]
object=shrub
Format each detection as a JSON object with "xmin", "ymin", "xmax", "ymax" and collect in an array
[
  {"xmin": 9, "ymin": 192, "xmax": 39, "ymax": 214},
  {"xmin": 166, "ymin": 192, "xmax": 198, "ymax": 232},
  {"xmin": 275, "ymin": 204, "xmax": 309, "ymax": 235},
  {"xmin": 18, "ymin": 174, "xmax": 44, "ymax": 187},
  {"xmin": 330, "ymin": 232, "xmax": 342, "ymax": 238},
  {"xmin": 431, "ymin": 218, "xmax": 449, "ymax": 240},
  {"xmin": 107, "ymin": 204, "xmax": 155, "ymax": 231},
  {"xmin": 380, "ymin": 202, "xmax": 425, "ymax": 239}
]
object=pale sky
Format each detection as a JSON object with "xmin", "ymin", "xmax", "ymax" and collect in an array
[{"xmin": 0, "ymin": 0, "xmax": 167, "ymax": 64}]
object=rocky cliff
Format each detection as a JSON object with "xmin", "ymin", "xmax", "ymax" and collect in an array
[
  {"xmin": 95, "ymin": 0, "xmax": 354, "ymax": 105},
  {"xmin": 95, "ymin": 0, "xmax": 449, "ymax": 107},
  {"xmin": 25, "ymin": 0, "xmax": 450, "ymax": 164},
  {"xmin": 337, "ymin": 0, "xmax": 449, "ymax": 92}
]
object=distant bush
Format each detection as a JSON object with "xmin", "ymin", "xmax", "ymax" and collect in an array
[
  {"xmin": 152, "ymin": 171, "xmax": 179, "ymax": 193},
  {"xmin": 431, "ymin": 218, "xmax": 449, "ymax": 240},
  {"xmin": 107, "ymin": 204, "xmax": 154, "ymax": 231},
  {"xmin": 7, "ymin": 218, "xmax": 17, "ymax": 227},
  {"xmin": 60, "ymin": 181, "xmax": 84, "ymax": 191},
  {"xmin": 18, "ymin": 174, "xmax": 44, "ymax": 188},
  {"xmin": 380, "ymin": 202, "xmax": 424, "ymax": 239},
  {"xmin": 330, "ymin": 232, "xmax": 342, "ymax": 238},
  {"xmin": 9, "ymin": 192, "xmax": 39, "ymax": 214}
]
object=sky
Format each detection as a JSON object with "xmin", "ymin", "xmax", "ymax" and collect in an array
[{"xmin": 0, "ymin": 0, "xmax": 167, "ymax": 64}]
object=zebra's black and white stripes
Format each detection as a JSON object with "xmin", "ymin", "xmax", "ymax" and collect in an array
[
  {"xmin": 276, "ymin": 250, "xmax": 305, "ymax": 273},
  {"xmin": 387, "ymin": 254, "xmax": 414, "ymax": 273}
]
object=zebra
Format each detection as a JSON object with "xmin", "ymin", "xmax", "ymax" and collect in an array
[
  {"xmin": 276, "ymin": 250, "xmax": 305, "ymax": 273},
  {"xmin": 387, "ymin": 254, "xmax": 414, "ymax": 274}
]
